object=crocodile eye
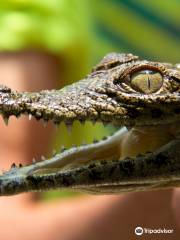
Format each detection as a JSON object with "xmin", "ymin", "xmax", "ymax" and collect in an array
[{"xmin": 130, "ymin": 70, "xmax": 163, "ymax": 94}]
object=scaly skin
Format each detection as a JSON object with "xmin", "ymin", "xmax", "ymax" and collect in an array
[{"xmin": 0, "ymin": 53, "xmax": 180, "ymax": 196}]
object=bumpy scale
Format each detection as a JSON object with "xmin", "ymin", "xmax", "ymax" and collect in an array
[{"xmin": 0, "ymin": 53, "xmax": 180, "ymax": 196}]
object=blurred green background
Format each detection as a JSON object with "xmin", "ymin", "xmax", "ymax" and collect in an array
[{"xmin": 0, "ymin": 0, "xmax": 179, "ymax": 200}]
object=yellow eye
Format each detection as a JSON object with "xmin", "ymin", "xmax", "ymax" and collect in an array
[{"xmin": 130, "ymin": 70, "xmax": 163, "ymax": 94}]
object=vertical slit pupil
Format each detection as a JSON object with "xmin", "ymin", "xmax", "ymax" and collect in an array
[{"xmin": 147, "ymin": 75, "xmax": 151, "ymax": 90}]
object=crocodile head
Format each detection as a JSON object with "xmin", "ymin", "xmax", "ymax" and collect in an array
[{"xmin": 0, "ymin": 53, "xmax": 180, "ymax": 196}]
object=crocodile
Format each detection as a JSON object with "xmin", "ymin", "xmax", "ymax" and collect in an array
[{"xmin": 0, "ymin": 53, "xmax": 180, "ymax": 196}]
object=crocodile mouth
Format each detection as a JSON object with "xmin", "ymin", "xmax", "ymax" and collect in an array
[
  {"xmin": 27, "ymin": 122, "xmax": 126, "ymax": 175},
  {"xmin": 4, "ymin": 117, "xmax": 128, "ymax": 174},
  {"xmin": 0, "ymin": 114, "xmax": 179, "ymax": 196},
  {"xmin": 34, "ymin": 122, "xmax": 176, "ymax": 172},
  {"xmin": 4, "ymin": 115, "xmax": 176, "ymax": 177},
  {"xmin": 0, "ymin": 100, "xmax": 179, "ymax": 196}
]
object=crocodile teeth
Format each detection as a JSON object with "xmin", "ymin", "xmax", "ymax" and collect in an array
[
  {"xmin": 11, "ymin": 163, "xmax": 16, "ymax": 168},
  {"xmin": 61, "ymin": 148, "xmax": 67, "ymax": 153},
  {"xmin": 79, "ymin": 120, "xmax": 85, "ymax": 125},
  {"xmin": 41, "ymin": 156, "xmax": 46, "ymax": 160},
  {"xmin": 66, "ymin": 123, "xmax": 73, "ymax": 134},
  {"xmin": 60, "ymin": 145, "xmax": 65, "ymax": 150},
  {"xmin": 81, "ymin": 140, "xmax": 87, "ymax": 146},
  {"xmin": 102, "ymin": 136, "xmax": 108, "ymax": 140},
  {"xmin": 0, "ymin": 169, "xmax": 5, "ymax": 174},
  {"xmin": 16, "ymin": 114, "xmax": 21, "ymax": 119},
  {"xmin": 52, "ymin": 149, "xmax": 56, "ymax": 156},
  {"xmin": 93, "ymin": 138, "xmax": 98, "ymax": 143},
  {"xmin": 28, "ymin": 114, "xmax": 32, "ymax": 121},
  {"xmin": 176, "ymin": 63, "xmax": 180, "ymax": 69},
  {"xmin": 102, "ymin": 121, "xmax": 109, "ymax": 127},
  {"xmin": 3, "ymin": 116, "xmax": 9, "ymax": 126},
  {"xmin": 60, "ymin": 146, "xmax": 66, "ymax": 152},
  {"xmin": 54, "ymin": 123, "xmax": 60, "ymax": 131},
  {"xmin": 91, "ymin": 120, "xmax": 96, "ymax": 125},
  {"xmin": 43, "ymin": 120, "xmax": 48, "ymax": 128}
]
